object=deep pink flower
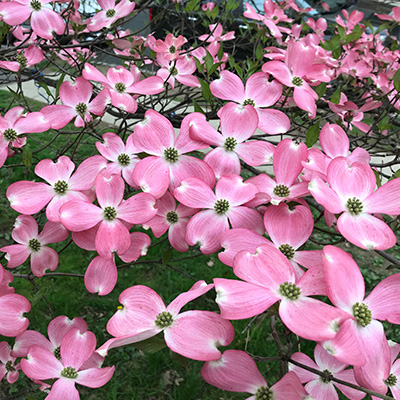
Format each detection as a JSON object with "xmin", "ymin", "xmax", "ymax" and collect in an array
[
  {"xmin": 0, "ymin": 215, "xmax": 68, "ymax": 277},
  {"xmin": 149, "ymin": 33, "xmax": 187, "ymax": 61},
  {"xmin": 0, "ymin": 342, "xmax": 20, "ymax": 384},
  {"xmin": 0, "ymin": 294, "xmax": 30, "ymax": 337},
  {"xmin": 0, "ymin": 45, "xmax": 44, "ymax": 72},
  {"xmin": 376, "ymin": 6, "xmax": 400, "ymax": 23},
  {"xmin": 98, "ymin": 281, "xmax": 235, "ymax": 361}
]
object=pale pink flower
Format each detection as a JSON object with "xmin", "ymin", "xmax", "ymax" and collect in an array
[
  {"xmin": 12, "ymin": 26, "xmax": 37, "ymax": 46},
  {"xmin": 0, "ymin": 45, "xmax": 44, "ymax": 72},
  {"xmin": 198, "ymin": 23, "xmax": 235, "ymax": 43},
  {"xmin": 376, "ymin": 6, "xmax": 400, "ymax": 23},
  {"xmin": 0, "ymin": 342, "xmax": 20, "ymax": 384},
  {"xmin": 0, "ymin": 215, "xmax": 68, "ymax": 277},
  {"xmin": 149, "ymin": 33, "xmax": 187, "ymax": 61},
  {"xmin": 98, "ymin": 281, "xmax": 234, "ymax": 361}
]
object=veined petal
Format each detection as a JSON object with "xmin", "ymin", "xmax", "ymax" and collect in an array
[
  {"xmin": 319, "ymin": 123, "xmax": 349, "ymax": 158},
  {"xmin": 203, "ymin": 147, "xmax": 241, "ymax": 179},
  {"xmin": 209, "ymin": 70, "xmax": 246, "ymax": 102},
  {"xmin": 0, "ymin": 294, "xmax": 30, "ymax": 337},
  {"xmin": 75, "ymin": 366, "xmax": 115, "ymax": 388},
  {"xmin": 215, "ymin": 175, "xmax": 257, "ymax": 206},
  {"xmin": 95, "ymin": 219, "xmax": 130, "ymax": 259},
  {"xmin": 117, "ymin": 192, "xmax": 157, "ymax": 224},
  {"xmin": 257, "ymin": 108, "xmax": 290, "ymax": 135},
  {"xmin": 85, "ymin": 256, "xmax": 117, "ymax": 296},
  {"xmin": 174, "ymin": 177, "xmax": 217, "ymax": 209},
  {"xmin": 235, "ymin": 140, "xmax": 274, "ymax": 166},
  {"xmin": 246, "ymin": 73, "xmax": 282, "ymax": 107},
  {"xmin": 308, "ymin": 176, "xmax": 344, "ymax": 214},
  {"xmin": 363, "ymin": 178, "xmax": 400, "ymax": 215},
  {"xmin": 46, "ymin": 378, "xmax": 79, "ymax": 400},
  {"xmin": 21, "ymin": 346, "xmax": 63, "ymax": 380},
  {"xmin": 95, "ymin": 172, "xmax": 125, "ymax": 209},
  {"xmin": 60, "ymin": 200, "xmax": 103, "ymax": 232},
  {"xmin": 35, "ymin": 156, "xmax": 75, "ymax": 185}
]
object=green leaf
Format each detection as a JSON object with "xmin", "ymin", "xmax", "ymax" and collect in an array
[
  {"xmin": 391, "ymin": 40, "xmax": 398, "ymax": 51},
  {"xmin": 208, "ymin": 62, "xmax": 223, "ymax": 76},
  {"xmin": 305, "ymin": 122, "xmax": 320, "ymax": 148},
  {"xmin": 198, "ymin": 78, "xmax": 212, "ymax": 101},
  {"xmin": 193, "ymin": 99, "xmax": 205, "ymax": 114},
  {"xmin": 7, "ymin": 86, "xmax": 21, "ymax": 101},
  {"xmin": 36, "ymin": 81, "xmax": 54, "ymax": 101},
  {"xmin": 337, "ymin": 25, "xmax": 346, "ymax": 39},
  {"xmin": 373, "ymin": 170, "xmax": 382, "ymax": 187},
  {"xmin": 390, "ymin": 169, "xmax": 400, "ymax": 180},
  {"xmin": 55, "ymin": 73, "xmax": 66, "ymax": 100},
  {"xmin": 22, "ymin": 146, "xmax": 32, "ymax": 168},
  {"xmin": 210, "ymin": 6, "xmax": 218, "ymax": 19},
  {"xmin": 204, "ymin": 50, "xmax": 214, "ymax": 73},
  {"xmin": 393, "ymin": 68, "xmax": 400, "ymax": 92},
  {"xmin": 193, "ymin": 56, "xmax": 204, "ymax": 74},
  {"xmin": 376, "ymin": 22, "xmax": 389, "ymax": 34},
  {"xmin": 132, "ymin": 334, "xmax": 167, "ymax": 354},
  {"xmin": 314, "ymin": 82, "xmax": 326, "ymax": 99},
  {"xmin": 330, "ymin": 87, "xmax": 341, "ymax": 104},
  {"xmin": 217, "ymin": 42, "xmax": 224, "ymax": 61},
  {"xmin": 162, "ymin": 247, "xmax": 174, "ymax": 265}
]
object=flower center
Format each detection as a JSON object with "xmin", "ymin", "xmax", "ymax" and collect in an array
[
  {"xmin": 346, "ymin": 197, "xmax": 363, "ymax": 215},
  {"xmin": 243, "ymin": 98, "xmax": 255, "ymax": 106},
  {"xmin": 53, "ymin": 346, "xmax": 61, "ymax": 360},
  {"xmin": 170, "ymin": 67, "xmax": 178, "ymax": 76},
  {"xmin": 3, "ymin": 128, "xmax": 17, "ymax": 142},
  {"xmin": 164, "ymin": 147, "xmax": 179, "ymax": 163},
  {"xmin": 154, "ymin": 311, "xmax": 174, "ymax": 328},
  {"xmin": 278, "ymin": 244, "xmax": 295, "ymax": 260},
  {"xmin": 166, "ymin": 211, "xmax": 179, "ymax": 224},
  {"xmin": 54, "ymin": 180, "xmax": 69, "ymax": 195},
  {"xmin": 114, "ymin": 82, "xmax": 126, "ymax": 93},
  {"xmin": 272, "ymin": 15, "xmax": 278, "ymax": 21},
  {"xmin": 320, "ymin": 369, "xmax": 333, "ymax": 384},
  {"xmin": 5, "ymin": 360, "xmax": 15, "ymax": 372},
  {"xmin": 224, "ymin": 137, "xmax": 237, "ymax": 152},
  {"xmin": 279, "ymin": 282, "xmax": 301, "ymax": 300},
  {"xmin": 103, "ymin": 206, "xmax": 117, "ymax": 221},
  {"xmin": 28, "ymin": 238, "xmax": 41, "ymax": 252},
  {"xmin": 352, "ymin": 302, "xmax": 372, "ymax": 327},
  {"xmin": 106, "ymin": 8, "xmax": 116, "ymax": 18},
  {"xmin": 255, "ymin": 386, "xmax": 273, "ymax": 400},
  {"xmin": 169, "ymin": 45, "xmax": 176, "ymax": 54},
  {"xmin": 30, "ymin": 0, "xmax": 41, "ymax": 11},
  {"xmin": 385, "ymin": 373, "xmax": 397, "ymax": 387},
  {"xmin": 16, "ymin": 53, "xmax": 27, "ymax": 68},
  {"xmin": 117, "ymin": 153, "xmax": 130, "ymax": 166},
  {"xmin": 214, "ymin": 199, "xmax": 230, "ymax": 215},
  {"xmin": 61, "ymin": 366, "xmax": 78, "ymax": 379},
  {"xmin": 273, "ymin": 184, "xmax": 290, "ymax": 198},
  {"xmin": 292, "ymin": 76, "xmax": 303, "ymax": 87},
  {"xmin": 75, "ymin": 102, "xmax": 87, "ymax": 116}
]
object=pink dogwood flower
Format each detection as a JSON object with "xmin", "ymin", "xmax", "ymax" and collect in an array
[
  {"xmin": 202, "ymin": 350, "xmax": 307, "ymax": 399},
  {"xmin": 86, "ymin": 0, "xmax": 135, "ymax": 31},
  {"xmin": 83, "ymin": 63, "xmax": 164, "ymax": 113},
  {"xmin": 132, "ymin": 110, "xmax": 214, "ymax": 198},
  {"xmin": 149, "ymin": 33, "xmax": 187, "ymax": 61},
  {"xmin": 201, "ymin": 2, "xmax": 215, "ymax": 11},
  {"xmin": 0, "ymin": 215, "xmax": 68, "ymax": 277},
  {"xmin": 0, "ymin": 342, "xmax": 20, "ymax": 384},
  {"xmin": 214, "ymin": 244, "xmax": 349, "ymax": 342},
  {"xmin": 60, "ymin": 172, "xmax": 157, "ymax": 258},
  {"xmin": 0, "ymin": 45, "xmax": 44, "ymax": 72},
  {"xmin": 7, "ymin": 155, "xmax": 107, "ymax": 222},
  {"xmin": 210, "ymin": 70, "xmax": 290, "ymax": 135},
  {"xmin": 21, "ymin": 328, "xmax": 115, "ymax": 399},
  {"xmin": 198, "ymin": 23, "xmax": 235, "ymax": 43},
  {"xmin": 98, "ymin": 281, "xmax": 235, "ymax": 361},
  {"xmin": 174, "ymin": 175, "xmax": 264, "ymax": 254},
  {"xmin": 0, "ymin": 0, "xmax": 65, "ymax": 40},
  {"xmin": 289, "ymin": 344, "xmax": 365, "ymax": 400},
  {"xmin": 308, "ymin": 157, "xmax": 400, "ymax": 250},
  {"xmin": 41, "ymin": 77, "xmax": 110, "ymax": 129},
  {"xmin": 376, "ymin": 6, "xmax": 400, "ymax": 23}
]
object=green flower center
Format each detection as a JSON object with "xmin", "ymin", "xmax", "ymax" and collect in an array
[
  {"xmin": 169, "ymin": 45, "xmax": 176, "ymax": 54},
  {"xmin": 53, "ymin": 346, "xmax": 61, "ymax": 360},
  {"xmin": 214, "ymin": 199, "xmax": 230, "ymax": 215},
  {"xmin": 103, "ymin": 206, "xmax": 117, "ymax": 221},
  {"xmin": 114, "ymin": 82, "xmax": 126, "ymax": 93},
  {"xmin": 243, "ymin": 98, "xmax": 255, "ymax": 106},
  {"xmin": 164, "ymin": 147, "xmax": 179, "ymax": 163},
  {"xmin": 320, "ymin": 369, "xmax": 333, "ymax": 384},
  {"xmin": 352, "ymin": 302, "xmax": 372, "ymax": 327},
  {"xmin": 28, "ymin": 238, "xmax": 41, "ymax": 252},
  {"xmin": 155, "ymin": 311, "xmax": 174, "ymax": 328},
  {"xmin": 117, "ymin": 153, "xmax": 130, "ymax": 166},
  {"xmin": 53, "ymin": 180, "xmax": 69, "ymax": 195},
  {"xmin": 272, "ymin": 15, "xmax": 278, "ymax": 21},
  {"xmin": 106, "ymin": 8, "xmax": 116, "ymax": 18},
  {"xmin": 170, "ymin": 67, "xmax": 178, "ymax": 76},
  {"xmin": 224, "ymin": 137, "xmax": 237, "ymax": 152},
  {"xmin": 166, "ymin": 211, "xmax": 179, "ymax": 224},
  {"xmin": 61, "ymin": 366, "xmax": 78, "ymax": 379},
  {"xmin": 5, "ymin": 360, "xmax": 15, "ymax": 372},
  {"xmin": 75, "ymin": 102, "xmax": 87, "ymax": 116},
  {"xmin": 385, "ymin": 373, "xmax": 397, "ymax": 387},
  {"xmin": 255, "ymin": 386, "xmax": 273, "ymax": 400},
  {"xmin": 346, "ymin": 197, "xmax": 363, "ymax": 215},
  {"xmin": 16, "ymin": 53, "xmax": 28, "ymax": 68},
  {"xmin": 273, "ymin": 184, "xmax": 290, "ymax": 198},
  {"xmin": 279, "ymin": 281, "xmax": 301, "ymax": 300},
  {"xmin": 279, "ymin": 244, "xmax": 295, "ymax": 260},
  {"xmin": 3, "ymin": 128, "xmax": 17, "ymax": 142},
  {"xmin": 292, "ymin": 76, "xmax": 303, "ymax": 87},
  {"xmin": 30, "ymin": 0, "xmax": 41, "ymax": 11}
]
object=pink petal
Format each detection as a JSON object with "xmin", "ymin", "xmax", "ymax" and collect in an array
[
  {"xmin": 68, "ymin": 155, "xmax": 108, "ymax": 191},
  {"xmin": 21, "ymin": 346, "xmax": 63, "ymax": 380},
  {"xmin": 0, "ymin": 2, "xmax": 31, "ymax": 25},
  {"xmin": 246, "ymin": 72, "xmax": 282, "ymax": 107},
  {"xmin": 279, "ymin": 297, "xmax": 349, "ymax": 341},
  {"xmin": 323, "ymin": 245, "xmax": 365, "ymax": 313},
  {"xmin": 48, "ymin": 316, "xmax": 88, "ymax": 348},
  {"xmin": 60, "ymin": 77, "xmax": 91, "ymax": 107},
  {"xmin": 72, "ymin": 225, "xmax": 98, "ymax": 251},
  {"xmin": 262, "ymin": 61, "xmax": 293, "ymax": 87},
  {"xmin": 235, "ymin": 141, "xmax": 275, "ymax": 166},
  {"xmin": 293, "ymin": 87, "xmax": 316, "ymax": 119},
  {"xmin": 305, "ymin": 380, "xmax": 338, "ymax": 400},
  {"xmin": 209, "ymin": 70, "xmax": 246, "ymax": 102},
  {"xmin": 12, "ymin": 331, "xmax": 52, "ymax": 358},
  {"xmin": 117, "ymin": 192, "xmax": 157, "ymax": 224},
  {"xmin": 271, "ymin": 371, "xmax": 309, "ymax": 400},
  {"xmin": 165, "ymin": 310, "xmax": 234, "ymax": 361},
  {"xmin": 7, "ymin": 181, "xmax": 54, "ymax": 215},
  {"xmin": 227, "ymin": 206, "xmax": 264, "ymax": 233},
  {"xmin": 364, "ymin": 178, "xmax": 400, "ymax": 215},
  {"xmin": 201, "ymin": 350, "xmax": 267, "ymax": 393},
  {"xmin": 75, "ymin": 366, "xmax": 115, "ymax": 388},
  {"xmin": 257, "ymin": 108, "xmax": 290, "ymax": 135},
  {"xmin": 40, "ymin": 105, "xmax": 76, "ymax": 129},
  {"xmin": 292, "ymin": 250, "xmax": 323, "ymax": 269},
  {"xmin": 203, "ymin": 147, "xmax": 241, "ymax": 179},
  {"xmin": 168, "ymin": 220, "xmax": 190, "ymax": 252},
  {"xmin": 334, "ymin": 369, "xmax": 366, "ymax": 399},
  {"xmin": 95, "ymin": 172, "xmax": 124, "ymax": 208},
  {"xmin": 30, "ymin": 246, "xmax": 59, "ymax": 277},
  {"xmin": 96, "ymin": 132, "xmax": 124, "ymax": 161},
  {"xmin": 215, "ymin": 175, "xmax": 258, "ymax": 206},
  {"xmin": 289, "ymin": 352, "xmax": 319, "ymax": 382},
  {"xmin": 214, "ymin": 278, "xmax": 279, "ymax": 320},
  {"xmin": 106, "ymin": 285, "xmax": 166, "ymax": 337},
  {"xmin": 60, "ymin": 200, "xmax": 103, "ymax": 232},
  {"xmin": 337, "ymin": 212, "xmax": 396, "ymax": 250},
  {"xmin": 319, "ymin": 123, "xmax": 349, "ymax": 158},
  {"xmin": 131, "ymin": 76, "xmax": 164, "ymax": 95},
  {"xmin": 167, "ymin": 281, "xmax": 214, "ymax": 316},
  {"xmin": 174, "ymin": 177, "xmax": 217, "ymax": 209},
  {"xmin": 46, "ymin": 378, "xmax": 79, "ymax": 400},
  {"xmin": 297, "ymin": 267, "xmax": 326, "ymax": 297},
  {"xmin": 314, "ymin": 343, "xmax": 347, "ymax": 373},
  {"xmin": 308, "ymin": 176, "xmax": 344, "ymax": 214},
  {"xmin": 95, "ymin": 219, "xmax": 130, "ymax": 259},
  {"xmin": 35, "ymin": 156, "xmax": 75, "ymax": 185},
  {"xmin": 46, "ymin": 190, "xmax": 90, "ymax": 223},
  {"xmin": 0, "ymin": 294, "xmax": 30, "ymax": 337},
  {"xmin": 1, "ymin": 244, "xmax": 30, "ymax": 269},
  {"xmin": 38, "ymin": 221, "xmax": 69, "ymax": 245},
  {"xmin": 85, "ymin": 256, "xmax": 117, "ymax": 296},
  {"xmin": 60, "ymin": 329, "xmax": 96, "ymax": 370},
  {"xmin": 188, "ymin": 115, "xmax": 223, "ymax": 147},
  {"xmin": 82, "ymin": 63, "xmax": 109, "ymax": 86}
]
